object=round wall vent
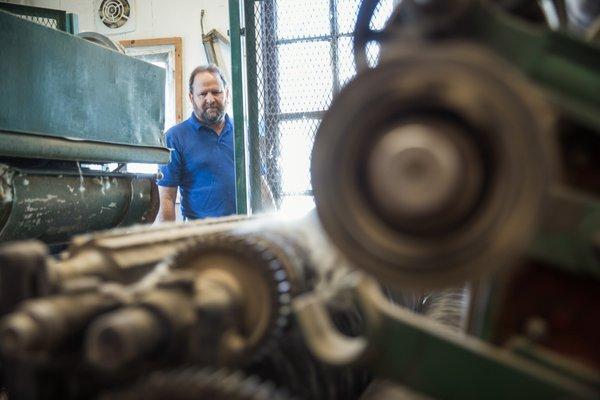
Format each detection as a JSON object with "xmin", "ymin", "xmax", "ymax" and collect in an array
[{"xmin": 98, "ymin": 0, "xmax": 131, "ymax": 29}]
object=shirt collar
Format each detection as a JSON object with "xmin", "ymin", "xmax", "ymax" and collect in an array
[{"xmin": 188, "ymin": 112, "xmax": 231, "ymax": 134}]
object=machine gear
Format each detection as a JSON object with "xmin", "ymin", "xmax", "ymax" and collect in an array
[
  {"xmin": 104, "ymin": 367, "xmax": 295, "ymax": 400},
  {"xmin": 172, "ymin": 232, "xmax": 295, "ymax": 362}
]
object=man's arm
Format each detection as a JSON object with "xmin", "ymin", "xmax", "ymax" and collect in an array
[{"xmin": 155, "ymin": 186, "xmax": 178, "ymax": 223}]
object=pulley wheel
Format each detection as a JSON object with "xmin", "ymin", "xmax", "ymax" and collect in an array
[{"xmin": 311, "ymin": 43, "xmax": 555, "ymax": 288}]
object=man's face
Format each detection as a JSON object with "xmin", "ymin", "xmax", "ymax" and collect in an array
[{"xmin": 189, "ymin": 71, "xmax": 229, "ymax": 126}]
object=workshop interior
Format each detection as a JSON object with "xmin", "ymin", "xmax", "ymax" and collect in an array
[{"xmin": 0, "ymin": 0, "xmax": 599, "ymax": 398}]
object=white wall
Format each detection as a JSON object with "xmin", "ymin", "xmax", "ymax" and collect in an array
[{"xmin": 7, "ymin": 0, "xmax": 232, "ymax": 119}]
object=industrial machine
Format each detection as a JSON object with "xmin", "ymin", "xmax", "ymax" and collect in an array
[
  {"xmin": 0, "ymin": 214, "xmax": 375, "ymax": 399},
  {"xmin": 0, "ymin": 8, "xmax": 168, "ymax": 244},
  {"xmin": 0, "ymin": 0, "xmax": 598, "ymax": 399},
  {"xmin": 304, "ymin": 0, "xmax": 600, "ymax": 398}
]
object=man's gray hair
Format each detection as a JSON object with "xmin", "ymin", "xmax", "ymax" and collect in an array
[{"xmin": 188, "ymin": 64, "xmax": 228, "ymax": 92}]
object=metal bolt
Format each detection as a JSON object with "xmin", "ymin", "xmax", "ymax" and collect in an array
[
  {"xmin": 85, "ymin": 307, "xmax": 163, "ymax": 370},
  {"xmin": 524, "ymin": 316, "xmax": 548, "ymax": 341}
]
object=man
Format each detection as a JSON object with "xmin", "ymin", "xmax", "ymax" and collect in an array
[{"xmin": 156, "ymin": 64, "xmax": 235, "ymax": 222}]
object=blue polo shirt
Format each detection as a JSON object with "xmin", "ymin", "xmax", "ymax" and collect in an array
[{"xmin": 157, "ymin": 113, "xmax": 236, "ymax": 219}]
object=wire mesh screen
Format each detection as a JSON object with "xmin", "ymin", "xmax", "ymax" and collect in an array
[
  {"xmin": 0, "ymin": 3, "xmax": 67, "ymax": 31},
  {"xmin": 250, "ymin": 0, "xmax": 394, "ymax": 213},
  {"xmin": 17, "ymin": 13, "xmax": 59, "ymax": 29}
]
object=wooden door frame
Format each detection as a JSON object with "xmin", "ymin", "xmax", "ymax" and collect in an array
[{"xmin": 120, "ymin": 37, "xmax": 184, "ymax": 123}]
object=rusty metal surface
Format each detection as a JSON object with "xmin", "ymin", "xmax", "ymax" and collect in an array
[
  {"xmin": 490, "ymin": 261, "xmax": 600, "ymax": 372},
  {"xmin": 0, "ymin": 166, "xmax": 158, "ymax": 244}
]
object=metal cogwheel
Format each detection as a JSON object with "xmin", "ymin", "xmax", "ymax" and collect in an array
[
  {"xmin": 172, "ymin": 232, "xmax": 294, "ymax": 362},
  {"xmin": 103, "ymin": 367, "xmax": 296, "ymax": 400},
  {"xmin": 311, "ymin": 42, "xmax": 555, "ymax": 289}
]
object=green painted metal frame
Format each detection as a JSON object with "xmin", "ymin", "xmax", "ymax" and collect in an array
[
  {"xmin": 530, "ymin": 185, "xmax": 600, "ymax": 279},
  {"xmin": 66, "ymin": 12, "xmax": 79, "ymax": 34},
  {"xmin": 244, "ymin": 0, "xmax": 263, "ymax": 213},
  {"xmin": 0, "ymin": 131, "xmax": 169, "ymax": 164},
  {"xmin": 470, "ymin": 5, "xmax": 600, "ymax": 131},
  {"xmin": 461, "ymin": 4, "xmax": 600, "ymax": 276},
  {"xmin": 229, "ymin": 0, "xmax": 249, "ymax": 214},
  {"xmin": 0, "ymin": 10, "xmax": 167, "ymax": 162},
  {"xmin": 295, "ymin": 277, "xmax": 598, "ymax": 399},
  {"xmin": 366, "ymin": 302, "xmax": 597, "ymax": 399}
]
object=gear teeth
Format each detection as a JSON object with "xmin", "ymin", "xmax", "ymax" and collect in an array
[
  {"xmin": 171, "ymin": 232, "xmax": 293, "ymax": 362},
  {"xmin": 104, "ymin": 367, "xmax": 296, "ymax": 400}
]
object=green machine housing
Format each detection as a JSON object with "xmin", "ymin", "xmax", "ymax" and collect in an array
[{"xmin": 0, "ymin": 9, "xmax": 170, "ymax": 243}]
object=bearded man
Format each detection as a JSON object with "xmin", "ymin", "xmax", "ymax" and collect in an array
[{"xmin": 156, "ymin": 64, "xmax": 235, "ymax": 221}]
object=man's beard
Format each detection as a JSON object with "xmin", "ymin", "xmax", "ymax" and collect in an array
[{"xmin": 200, "ymin": 106, "xmax": 225, "ymax": 125}]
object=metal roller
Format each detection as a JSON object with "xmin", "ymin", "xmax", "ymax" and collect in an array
[
  {"xmin": 0, "ymin": 165, "xmax": 159, "ymax": 244},
  {"xmin": 311, "ymin": 43, "xmax": 556, "ymax": 288}
]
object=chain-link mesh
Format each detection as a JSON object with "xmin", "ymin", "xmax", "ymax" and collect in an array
[
  {"xmin": 0, "ymin": 3, "xmax": 66, "ymax": 31},
  {"xmin": 16, "ymin": 14, "xmax": 59, "ymax": 29},
  {"xmin": 250, "ymin": 0, "xmax": 394, "ymax": 213}
]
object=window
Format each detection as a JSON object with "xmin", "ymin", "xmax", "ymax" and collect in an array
[
  {"xmin": 250, "ymin": 0, "xmax": 394, "ymax": 214},
  {"xmin": 121, "ymin": 38, "xmax": 183, "ymax": 174}
]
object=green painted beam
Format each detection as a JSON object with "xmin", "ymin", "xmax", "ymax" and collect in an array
[
  {"xmin": 0, "ymin": 131, "xmax": 169, "ymax": 164},
  {"xmin": 370, "ymin": 308, "xmax": 597, "ymax": 399},
  {"xmin": 229, "ymin": 0, "xmax": 248, "ymax": 214},
  {"xmin": 471, "ymin": 5, "xmax": 600, "ymax": 131},
  {"xmin": 295, "ymin": 278, "xmax": 597, "ymax": 399},
  {"xmin": 66, "ymin": 12, "xmax": 79, "ymax": 34},
  {"xmin": 244, "ymin": 0, "xmax": 263, "ymax": 213},
  {"xmin": 529, "ymin": 186, "xmax": 600, "ymax": 278}
]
